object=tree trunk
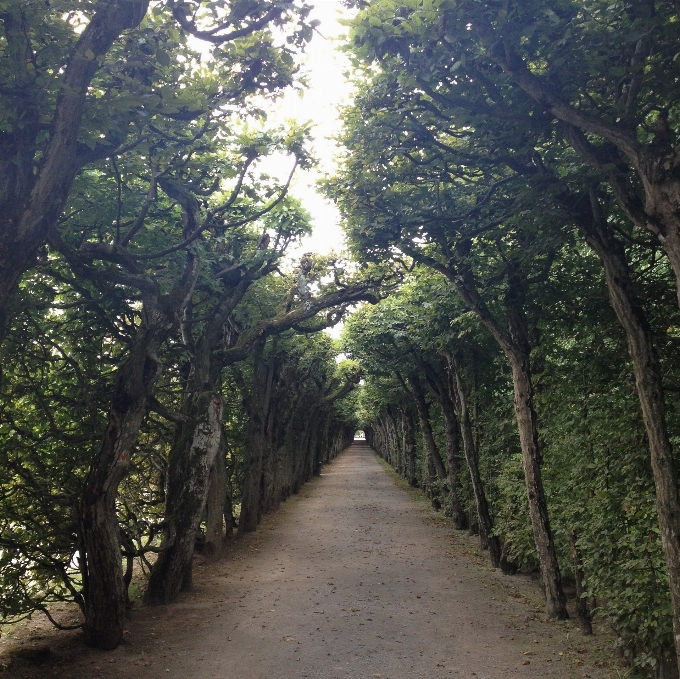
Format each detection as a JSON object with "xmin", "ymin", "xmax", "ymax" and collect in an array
[
  {"xmin": 502, "ymin": 269, "xmax": 567, "ymax": 616},
  {"xmin": 279, "ymin": 427, "xmax": 297, "ymax": 502},
  {"xmin": 204, "ymin": 434, "xmax": 227, "ymax": 560},
  {"xmin": 238, "ymin": 340, "xmax": 274, "ymax": 533},
  {"xmin": 441, "ymin": 405, "xmax": 468, "ymax": 530},
  {"xmin": 80, "ymin": 467, "xmax": 130, "ymax": 650},
  {"xmin": 292, "ymin": 424, "xmax": 313, "ymax": 493},
  {"xmin": 239, "ymin": 424, "xmax": 265, "ymax": 533},
  {"xmin": 408, "ymin": 375, "xmax": 446, "ymax": 490},
  {"xmin": 224, "ymin": 490, "xmax": 236, "ymax": 543},
  {"xmin": 509, "ymin": 354, "xmax": 567, "ymax": 618},
  {"xmin": 261, "ymin": 390, "xmax": 301, "ymax": 515},
  {"xmin": 304, "ymin": 424, "xmax": 319, "ymax": 484},
  {"xmin": 260, "ymin": 430, "xmax": 278, "ymax": 515},
  {"xmin": 385, "ymin": 410, "xmax": 400, "ymax": 472},
  {"xmin": 315, "ymin": 419, "xmax": 331, "ymax": 473},
  {"xmin": 145, "ymin": 393, "xmax": 223, "ymax": 604},
  {"xmin": 402, "ymin": 408, "xmax": 418, "ymax": 486},
  {"xmin": 80, "ymin": 315, "xmax": 164, "ymax": 648},
  {"xmin": 449, "ymin": 354, "xmax": 502, "ymax": 568},
  {"xmin": 577, "ymin": 189, "xmax": 680, "ymax": 666},
  {"xmin": 444, "ymin": 253, "xmax": 567, "ymax": 618},
  {"xmin": 75, "ymin": 242, "xmax": 197, "ymax": 645}
]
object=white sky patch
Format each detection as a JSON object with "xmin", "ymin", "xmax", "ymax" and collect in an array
[
  {"xmin": 260, "ymin": 2, "xmax": 357, "ymax": 342},
  {"xmin": 259, "ymin": 0, "xmax": 355, "ymax": 257},
  {"xmin": 191, "ymin": 2, "xmax": 356, "ymax": 338},
  {"xmin": 186, "ymin": 2, "xmax": 355, "ymax": 255}
]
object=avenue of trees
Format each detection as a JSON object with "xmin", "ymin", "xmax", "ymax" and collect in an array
[
  {"xmin": 330, "ymin": 1, "xmax": 680, "ymax": 677},
  {"xmin": 5, "ymin": 1, "xmax": 680, "ymax": 678},
  {"xmin": 0, "ymin": 0, "xmax": 380, "ymax": 652}
]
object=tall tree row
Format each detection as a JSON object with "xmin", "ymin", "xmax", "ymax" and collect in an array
[
  {"xmin": 331, "ymin": 1, "xmax": 680, "ymax": 676},
  {"xmin": 0, "ymin": 0, "xmax": 376, "ymax": 652}
]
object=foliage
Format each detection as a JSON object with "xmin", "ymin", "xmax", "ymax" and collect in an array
[
  {"xmin": 333, "ymin": 2, "xmax": 680, "ymax": 672},
  {"xmin": 0, "ymin": 0, "xmax": 366, "ymax": 638}
]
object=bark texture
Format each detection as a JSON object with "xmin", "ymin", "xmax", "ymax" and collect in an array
[
  {"xmin": 509, "ymin": 356, "xmax": 567, "ymax": 618},
  {"xmin": 80, "ymin": 313, "xmax": 163, "ymax": 648},
  {"xmin": 204, "ymin": 435, "xmax": 228, "ymax": 560},
  {"xmin": 426, "ymin": 245, "xmax": 568, "ymax": 619},
  {"xmin": 146, "ymin": 393, "xmax": 223, "ymax": 604},
  {"xmin": 239, "ymin": 340, "xmax": 272, "ymax": 534}
]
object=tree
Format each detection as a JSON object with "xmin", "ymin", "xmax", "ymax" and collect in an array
[
  {"xmin": 331, "ymin": 110, "xmax": 570, "ymax": 615},
  {"xmin": 327, "ymin": 3, "xmax": 680, "ymax": 665},
  {"xmin": 349, "ymin": 0, "xmax": 680, "ymax": 305},
  {"xmin": 145, "ymin": 252, "xmax": 385, "ymax": 604},
  {"xmin": 336, "ymin": 1, "xmax": 680, "ymax": 662},
  {"xmin": 0, "ymin": 0, "xmax": 315, "ymax": 337},
  {"xmin": 344, "ymin": 272, "xmax": 507, "ymax": 568}
]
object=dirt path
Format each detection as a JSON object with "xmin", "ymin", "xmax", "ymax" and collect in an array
[{"xmin": 5, "ymin": 444, "xmax": 617, "ymax": 678}]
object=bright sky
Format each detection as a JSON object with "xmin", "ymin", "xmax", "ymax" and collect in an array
[{"xmin": 262, "ymin": 0, "xmax": 355, "ymax": 257}]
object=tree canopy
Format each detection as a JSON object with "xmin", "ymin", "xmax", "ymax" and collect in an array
[
  {"xmin": 5, "ymin": 2, "xmax": 680, "ymax": 677},
  {"xmin": 328, "ymin": 1, "xmax": 680, "ymax": 675}
]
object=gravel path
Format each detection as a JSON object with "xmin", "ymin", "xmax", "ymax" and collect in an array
[{"xmin": 5, "ymin": 443, "xmax": 616, "ymax": 678}]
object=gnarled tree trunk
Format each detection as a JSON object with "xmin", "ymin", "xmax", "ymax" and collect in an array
[
  {"xmin": 204, "ymin": 433, "xmax": 228, "ymax": 560},
  {"xmin": 80, "ymin": 317, "xmax": 163, "ymax": 648},
  {"xmin": 145, "ymin": 393, "xmax": 223, "ymax": 604}
]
